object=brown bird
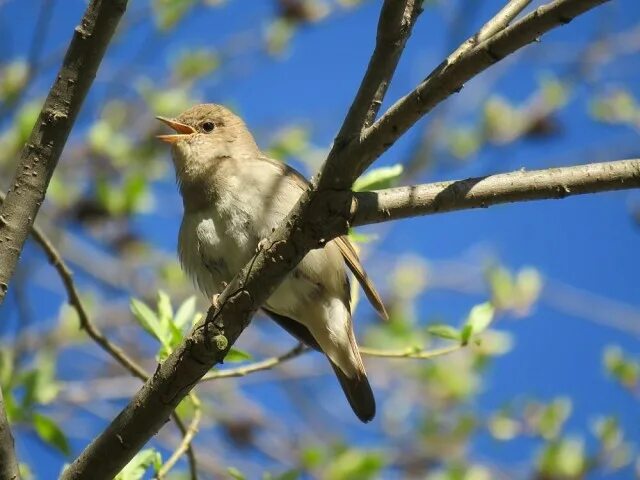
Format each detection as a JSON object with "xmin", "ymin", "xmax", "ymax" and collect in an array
[{"xmin": 157, "ymin": 104, "xmax": 387, "ymax": 422}]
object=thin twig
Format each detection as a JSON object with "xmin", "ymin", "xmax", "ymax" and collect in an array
[
  {"xmin": 451, "ymin": 0, "xmax": 533, "ymax": 61},
  {"xmin": 200, "ymin": 343, "xmax": 308, "ymax": 382},
  {"xmin": 199, "ymin": 342, "xmax": 461, "ymax": 383},
  {"xmin": 157, "ymin": 394, "xmax": 201, "ymax": 480},
  {"xmin": 351, "ymin": 159, "xmax": 640, "ymax": 226},
  {"xmin": 360, "ymin": 344, "xmax": 462, "ymax": 360}
]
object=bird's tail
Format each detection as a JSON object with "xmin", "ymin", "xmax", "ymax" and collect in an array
[{"xmin": 329, "ymin": 359, "xmax": 376, "ymax": 423}]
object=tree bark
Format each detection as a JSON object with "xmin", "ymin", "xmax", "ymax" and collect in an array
[
  {"xmin": 351, "ymin": 159, "xmax": 640, "ymax": 226},
  {"xmin": 0, "ymin": 388, "xmax": 20, "ymax": 480}
]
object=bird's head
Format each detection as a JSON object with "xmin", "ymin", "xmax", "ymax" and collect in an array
[{"xmin": 156, "ymin": 104, "xmax": 259, "ymax": 179}]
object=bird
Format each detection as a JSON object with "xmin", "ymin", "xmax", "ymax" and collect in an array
[{"xmin": 157, "ymin": 104, "xmax": 387, "ymax": 422}]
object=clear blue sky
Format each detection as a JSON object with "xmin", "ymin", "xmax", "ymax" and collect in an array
[{"xmin": 1, "ymin": 0, "xmax": 639, "ymax": 478}]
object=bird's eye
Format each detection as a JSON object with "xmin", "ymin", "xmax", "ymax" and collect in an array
[{"xmin": 201, "ymin": 121, "xmax": 215, "ymax": 133}]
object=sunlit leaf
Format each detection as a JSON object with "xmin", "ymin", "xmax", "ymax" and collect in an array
[
  {"xmin": 227, "ymin": 466, "xmax": 247, "ymax": 480},
  {"xmin": 462, "ymin": 302, "xmax": 495, "ymax": 340},
  {"xmin": 33, "ymin": 413, "xmax": 70, "ymax": 456},
  {"xmin": 130, "ymin": 298, "xmax": 167, "ymax": 346},
  {"xmin": 115, "ymin": 448, "xmax": 162, "ymax": 480},
  {"xmin": 0, "ymin": 59, "xmax": 28, "ymax": 101},
  {"xmin": 175, "ymin": 49, "xmax": 220, "ymax": 82},
  {"xmin": 537, "ymin": 438, "xmax": 585, "ymax": 477},
  {"xmin": 152, "ymin": 0, "xmax": 196, "ymax": 30},
  {"xmin": 174, "ymin": 296, "xmax": 197, "ymax": 328},
  {"xmin": 225, "ymin": 348, "xmax": 252, "ymax": 363},
  {"xmin": 353, "ymin": 165, "xmax": 403, "ymax": 191},
  {"xmin": 427, "ymin": 324, "xmax": 460, "ymax": 341}
]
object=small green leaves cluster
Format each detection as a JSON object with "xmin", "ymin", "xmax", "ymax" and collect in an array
[
  {"xmin": 428, "ymin": 301, "xmax": 495, "ymax": 346},
  {"xmin": 590, "ymin": 89, "xmax": 640, "ymax": 128},
  {"xmin": 0, "ymin": 349, "xmax": 69, "ymax": 456},
  {"xmin": 603, "ymin": 345, "xmax": 640, "ymax": 391},
  {"xmin": 130, "ymin": 291, "xmax": 251, "ymax": 363}
]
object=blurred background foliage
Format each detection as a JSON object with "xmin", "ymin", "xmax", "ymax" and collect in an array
[{"xmin": 0, "ymin": 0, "xmax": 639, "ymax": 479}]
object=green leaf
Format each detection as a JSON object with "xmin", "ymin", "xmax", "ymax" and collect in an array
[
  {"xmin": 156, "ymin": 290, "xmax": 174, "ymax": 324},
  {"xmin": 130, "ymin": 298, "xmax": 170, "ymax": 348},
  {"xmin": 537, "ymin": 438, "xmax": 585, "ymax": 477},
  {"xmin": 152, "ymin": 0, "xmax": 196, "ymax": 30},
  {"xmin": 0, "ymin": 59, "xmax": 29, "ymax": 101},
  {"xmin": 427, "ymin": 324, "xmax": 460, "ymax": 341},
  {"xmin": 460, "ymin": 324, "xmax": 473, "ymax": 346},
  {"xmin": 175, "ymin": 49, "xmax": 220, "ymax": 82},
  {"xmin": 21, "ymin": 353, "xmax": 60, "ymax": 408},
  {"xmin": 347, "ymin": 230, "xmax": 378, "ymax": 244},
  {"xmin": 33, "ymin": 413, "xmax": 70, "ymax": 456},
  {"xmin": 463, "ymin": 302, "xmax": 495, "ymax": 339},
  {"xmin": 174, "ymin": 296, "xmax": 197, "ymax": 329},
  {"xmin": 225, "ymin": 348, "xmax": 252, "ymax": 363},
  {"xmin": 353, "ymin": 165, "xmax": 403, "ymax": 191},
  {"xmin": 266, "ymin": 18, "xmax": 296, "ymax": 56},
  {"xmin": 264, "ymin": 470, "xmax": 300, "ymax": 480},
  {"xmin": 227, "ymin": 466, "xmax": 247, "ymax": 480},
  {"xmin": 325, "ymin": 449, "xmax": 384, "ymax": 480},
  {"xmin": 116, "ymin": 448, "xmax": 162, "ymax": 480},
  {"xmin": 266, "ymin": 126, "xmax": 310, "ymax": 161}
]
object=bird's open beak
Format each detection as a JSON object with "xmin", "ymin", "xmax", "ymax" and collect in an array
[{"xmin": 155, "ymin": 116, "xmax": 196, "ymax": 144}]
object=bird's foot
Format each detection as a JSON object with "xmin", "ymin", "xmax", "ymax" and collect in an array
[
  {"xmin": 211, "ymin": 293, "xmax": 221, "ymax": 311},
  {"xmin": 256, "ymin": 238, "xmax": 269, "ymax": 253}
]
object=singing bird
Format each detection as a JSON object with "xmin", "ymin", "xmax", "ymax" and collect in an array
[{"xmin": 157, "ymin": 104, "xmax": 387, "ymax": 422}]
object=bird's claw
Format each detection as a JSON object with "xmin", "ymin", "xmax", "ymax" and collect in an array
[
  {"xmin": 256, "ymin": 238, "xmax": 269, "ymax": 253},
  {"xmin": 211, "ymin": 293, "xmax": 221, "ymax": 310}
]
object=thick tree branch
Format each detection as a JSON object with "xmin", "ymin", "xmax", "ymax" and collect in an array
[
  {"xmin": 0, "ymin": 388, "xmax": 20, "ymax": 480},
  {"xmin": 0, "ymin": 0, "xmax": 128, "ymax": 304},
  {"xmin": 336, "ymin": 0, "xmax": 422, "ymax": 139},
  {"xmin": 64, "ymin": 1, "xmax": 615, "ymax": 477},
  {"xmin": 351, "ymin": 159, "xmax": 640, "ymax": 226}
]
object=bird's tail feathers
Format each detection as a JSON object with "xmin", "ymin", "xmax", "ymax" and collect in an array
[{"xmin": 329, "ymin": 359, "xmax": 376, "ymax": 423}]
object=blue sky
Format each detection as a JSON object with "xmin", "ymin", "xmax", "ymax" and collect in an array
[{"xmin": 1, "ymin": 0, "xmax": 639, "ymax": 478}]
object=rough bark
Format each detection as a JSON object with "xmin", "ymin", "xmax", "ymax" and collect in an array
[
  {"xmin": 0, "ymin": 388, "xmax": 20, "ymax": 480},
  {"xmin": 351, "ymin": 159, "xmax": 640, "ymax": 225}
]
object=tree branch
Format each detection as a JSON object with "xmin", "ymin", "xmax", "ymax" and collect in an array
[
  {"xmin": 156, "ymin": 394, "xmax": 201, "ymax": 480},
  {"xmin": 63, "ymin": 1, "xmax": 615, "ymax": 477},
  {"xmin": 0, "ymin": 387, "xmax": 20, "ymax": 480},
  {"xmin": 200, "ymin": 343, "xmax": 308, "ymax": 382},
  {"xmin": 360, "ymin": 344, "xmax": 462, "ymax": 360},
  {"xmin": 351, "ymin": 159, "xmax": 640, "ymax": 226},
  {"xmin": 452, "ymin": 0, "xmax": 533, "ymax": 61},
  {"xmin": 327, "ymin": 0, "xmax": 611, "ymax": 185},
  {"xmin": 336, "ymin": 0, "xmax": 422, "ymax": 139},
  {"xmin": 0, "ymin": 0, "xmax": 128, "ymax": 304}
]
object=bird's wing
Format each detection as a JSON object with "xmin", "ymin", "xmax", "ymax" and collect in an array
[
  {"xmin": 261, "ymin": 156, "xmax": 388, "ymax": 320},
  {"xmin": 334, "ymin": 236, "xmax": 388, "ymax": 321}
]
